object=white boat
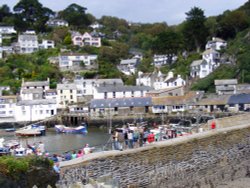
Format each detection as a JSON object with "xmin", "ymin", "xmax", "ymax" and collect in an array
[
  {"xmin": 55, "ymin": 124, "xmax": 88, "ymax": 134},
  {"xmin": 15, "ymin": 124, "xmax": 46, "ymax": 136},
  {"xmin": 3, "ymin": 139, "xmax": 19, "ymax": 148}
]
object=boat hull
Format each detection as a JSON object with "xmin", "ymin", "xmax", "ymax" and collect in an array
[{"xmin": 55, "ymin": 125, "xmax": 87, "ymax": 134}]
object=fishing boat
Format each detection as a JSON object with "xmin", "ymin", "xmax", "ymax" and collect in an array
[
  {"xmin": 0, "ymin": 138, "xmax": 10, "ymax": 156},
  {"xmin": 5, "ymin": 128, "xmax": 16, "ymax": 132},
  {"xmin": 3, "ymin": 139, "xmax": 19, "ymax": 148},
  {"xmin": 15, "ymin": 124, "xmax": 46, "ymax": 136},
  {"xmin": 55, "ymin": 124, "xmax": 88, "ymax": 134}
]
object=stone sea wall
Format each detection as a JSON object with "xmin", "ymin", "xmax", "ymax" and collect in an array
[{"xmin": 59, "ymin": 122, "xmax": 250, "ymax": 188}]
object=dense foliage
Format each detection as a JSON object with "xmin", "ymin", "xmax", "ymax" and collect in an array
[{"xmin": 1, "ymin": 0, "xmax": 250, "ymax": 93}]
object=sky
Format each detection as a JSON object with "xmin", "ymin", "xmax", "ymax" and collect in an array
[{"xmin": 1, "ymin": 0, "xmax": 248, "ymax": 25}]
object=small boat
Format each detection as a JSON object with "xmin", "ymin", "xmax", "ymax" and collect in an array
[
  {"xmin": 55, "ymin": 124, "xmax": 88, "ymax": 134},
  {"xmin": 15, "ymin": 124, "xmax": 46, "ymax": 137},
  {"xmin": 3, "ymin": 139, "xmax": 20, "ymax": 148},
  {"xmin": 0, "ymin": 138, "xmax": 10, "ymax": 156},
  {"xmin": 5, "ymin": 128, "xmax": 16, "ymax": 132}
]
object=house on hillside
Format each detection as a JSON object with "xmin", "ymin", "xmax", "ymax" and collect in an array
[
  {"xmin": 153, "ymin": 54, "xmax": 177, "ymax": 67},
  {"xmin": 190, "ymin": 59, "xmax": 210, "ymax": 78},
  {"xmin": 117, "ymin": 58, "xmax": 140, "ymax": 75},
  {"xmin": 16, "ymin": 32, "xmax": 38, "ymax": 54},
  {"xmin": 206, "ymin": 37, "xmax": 227, "ymax": 51},
  {"xmin": 0, "ymin": 26, "xmax": 16, "ymax": 34},
  {"xmin": 58, "ymin": 53, "xmax": 98, "ymax": 71},
  {"xmin": 46, "ymin": 18, "xmax": 69, "ymax": 27},
  {"xmin": 93, "ymin": 85, "xmax": 152, "ymax": 99},
  {"xmin": 214, "ymin": 79, "xmax": 238, "ymax": 95},
  {"xmin": 136, "ymin": 71, "xmax": 157, "ymax": 87},
  {"xmin": 202, "ymin": 49, "xmax": 220, "ymax": 68},
  {"xmin": 72, "ymin": 32, "xmax": 101, "ymax": 47},
  {"xmin": 153, "ymin": 71, "xmax": 186, "ymax": 90},
  {"xmin": 39, "ymin": 39, "xmax": 55, "ymax": 49},
  {"xmin": 89, "ymin": 97, "xmax": 152, "ymax": 117}
]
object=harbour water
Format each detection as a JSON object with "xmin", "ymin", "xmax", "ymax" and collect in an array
[{"xmin": 0, "ymin": 127, "xmax": 111, "ymax": 154}]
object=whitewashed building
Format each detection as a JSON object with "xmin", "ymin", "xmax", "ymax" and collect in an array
[
  {"xmin": 93, "ymin": 85, "xmax": 152, "ymax": 99},
  {"xmin": 136, "ymin": 72, "xmax": 157, "ymax": 87},
  {"xmin": 74, "ymin": 77, "xmax": 124, "ymax": 97},
  {"xmin": 20, "ymin": 78, "xmax": 50, "ymax": 100},
  {"xmin": 117, "ymin": 58, "xmax": 140, "ymax": 76},
  {"xmin": 72, "ymin": 32, "xmax": 101, "ymax": 47},
  {"xmin": 17, "ymin": 32, "xmax": 39, "ymax": 54},
  {"xmin": 190, "ymin": 59, "xmax": 210, "ymax": 78},
  {"xmin": 206, "ymin": 37, "xmax": 227, "ymax": 51},
  {"xmin": 46, "ymin": 19, "xmax": 69, "ymax": 27},
  {"xmin": 0, "ymin": 96, "xmax": 16, "ymax": 118},
  {"xmin": 58, "ymin": 53, "xmax": 98, "ymax": 71},
  {"xmin": 39, "ymin": 40, "xmax": 55, "ymax": 49},
  {"xmin": 0, "ymin": 26, "xmax": 16, "ymax": 34},
  {"xmin": 153, "ymin": 54, "xmax": 177, "ymax": 66},
  {"xmin": 57, "ymin": 83, "xmax": 78, "ymax": 109},
  {"xmin": 202, "ymin": 49, "xmax": 220, "ymax": 68},
  {"xmin": 15, "ymin": 99, "xmax": 57, "ymax": 122}
]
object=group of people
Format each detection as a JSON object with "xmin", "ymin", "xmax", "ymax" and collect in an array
[
  {"xmin": 112, "ymin": 125, "xmax": 179, "ymax": 151},
  {"xmin": 50, "ymin": 144, "xmax": 93, "ymax": 163}
]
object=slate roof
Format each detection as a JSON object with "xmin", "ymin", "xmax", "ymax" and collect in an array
[
  {"xmin": 190, "ymin": 60, "xmax": 205, "ymax": 67},
  {"xmin": 22, "ymin": 88, "xmax": 43, "ymax": 94},
  {"xmin": 202, "ymin": 49, "xmax": 219, "ymax": 55},
  {"xmin": 196, "ymin": 95, "xmax": 230, "ymax": 105},
  {"xmin": 214, "ymin": 79, "xmax": 238, "ymax": 85},
  {"xmin": 17, "ymin": 99, "xmax": 56, "ymax": 106},
  {"xmin": 96, "ymin": 85, "xmax": 152, "ymax": 93},
  {"xmin": 152, "ymin": 91, "xmax": 202, "ymax": 106},
  {"xmin": 90, "ymin": 97, "xmax": 152, "ymax": 108},
  {"xmin": 57, "ymin": 83, "xmax": 77, "ymax": 90},
  {"xmin": 120, "ymin": 59, "xmax": 138, "ymax": 65},
  {"xmin": 228, "ymin": 93, "xmax": 250, "ymax": 104},
  {"xmin": 22, "ymin": 81, "xmax": 49, "ymax": 87}
]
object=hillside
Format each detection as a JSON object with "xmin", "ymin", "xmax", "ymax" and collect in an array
[{"xmin": 1, "ymin": 0, "xmax": 250, "ymax": 94}]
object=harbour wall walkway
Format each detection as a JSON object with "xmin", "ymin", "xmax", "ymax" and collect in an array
[{"xmin": 58, "ymin": 114, "xmax": 250, "ymax": 187}]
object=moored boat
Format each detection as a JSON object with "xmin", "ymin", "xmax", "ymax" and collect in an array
[
  {"xmin": 55, "ymin": 124, "xmax": 88, "ymax": 134},
  {"xmin": 15, "ymin": 124, "xmax": 46, "ymax": 137}
]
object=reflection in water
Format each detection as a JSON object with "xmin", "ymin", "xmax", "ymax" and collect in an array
[{"xmin": 1, "ymin": 127, "xmax": 111, "ymax": 154}]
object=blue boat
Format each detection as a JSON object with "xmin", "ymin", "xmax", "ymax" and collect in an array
[{"xmin": 55, "ymin": 124, "xmax": 88, "ymax": 134}]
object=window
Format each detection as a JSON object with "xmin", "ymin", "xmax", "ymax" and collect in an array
[
  {"xmin": 0, "ymin": 105, "xmax": 5, "ymax": 108},
  {"xmin": 113, "ymin": 92, "xmax": 116, "ymax": 98},
  {"xmin": 70, "ymin": 95, "xmax": 73, "ymax": 99},
  {"xmin": 40, "ymin": 110, "xmax": 43, "ymax": 114},
  {"xmin": 140, "ymin": 91, "xmax": 143, "ymax": 97},
  {"xmin": 131, "ymin": 91, "xmax": 134, "ymax": 97},
  {"xmin": 130, "ymin": 106, "xmax": 134, "ymax": 111},
  {"xmin": 70, "ymin": 89, "xmax": 73, "ymax": 93},
  {"xmin": 60, "ymin": 90, "xmax": 63, "ymax": 94},
  {"xmin": 104, "ymin": 92, "xmax": 107, "ymax": 99},
  {"xmin": 22, "ymin": 111, "xmax": 26, "ymax": 115}
]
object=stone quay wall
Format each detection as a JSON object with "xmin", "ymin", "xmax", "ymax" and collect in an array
[{"xmin": 59, "ymin": 116, "xmax": 250, "ymax": 188}]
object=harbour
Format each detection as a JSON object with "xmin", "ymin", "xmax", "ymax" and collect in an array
[{"xmin": 0, "ymin": 126, "xmax": 110, "ymax": 154}]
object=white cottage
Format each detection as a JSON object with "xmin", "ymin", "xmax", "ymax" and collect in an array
[
  {"xmin": 15, "ymin": 99, "xmax": 57, "ymax": 122},
  {"xmin": 206, "ymin": 37, "xmax": 227, "ymax": 51},
  {"xmin": 17, "ymin": 32, "xmax": 38, "ymax": 54},
  {"xmin": 72, "ymin": 32, "xmax": 101, "ymax": 47},
  {"xmin": 118, "ymin": 58, "xmax": 140, "ymax": 75}
]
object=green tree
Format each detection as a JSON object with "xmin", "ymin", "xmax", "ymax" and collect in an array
[
  {"xmin": 152, "ymin": 30, "xmax": 183, "ymax": 64},
  {"xmin": 13, "ymin": 0, "xmax": 54, "ymax": 32},
  {"xmin": 217, "ymin": 10, "xmax": 249, "ymax": 39},
  {"xmin": 0, "ymin": 4, "xmax": 11, "ymax": 22},
  {"xmin": 182, "ymin": 7, "xmax": 208, "ymax": 52},
  {"xmin": 58, "ymin": 3, "xmax": 90, "ymax": 29},
  {"xmin": 63, "ymin": 34, "xmax": 72, "ymax": 45}
]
